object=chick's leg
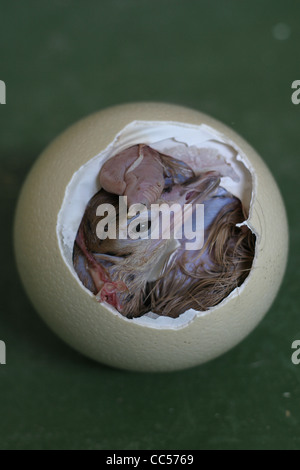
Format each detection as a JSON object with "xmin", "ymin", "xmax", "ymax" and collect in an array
[{"xmin": 75, "ymin": 226, "xmax": 127, "ymax": 310}]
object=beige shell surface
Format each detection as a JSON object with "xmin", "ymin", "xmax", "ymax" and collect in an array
[{"xmin": 14, "ymin": 102, "xmax": 288, "ymax": 372}]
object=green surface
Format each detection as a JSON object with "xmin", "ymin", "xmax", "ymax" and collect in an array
[{"xmin": 0, "ymin": 0, "xmax": 299, "ymax": 450}]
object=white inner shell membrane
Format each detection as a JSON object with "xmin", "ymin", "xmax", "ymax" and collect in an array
[{"xmin": 57, "ymin": 120, "xmax": 255, "ymax": 330}]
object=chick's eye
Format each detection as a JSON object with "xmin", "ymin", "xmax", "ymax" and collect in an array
[{"xmin": 136, "ymin": 221, "xmax": 151, "ymax": 233}]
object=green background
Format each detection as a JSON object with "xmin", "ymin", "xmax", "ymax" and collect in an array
[{"xmin": 0, "ymin": 0, "xmax": 299, "ymax": 450}]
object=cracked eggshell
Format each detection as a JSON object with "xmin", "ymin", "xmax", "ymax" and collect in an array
[{"xmin": 14, "ymin": 102, "xmax": 288, "ymax": 372}]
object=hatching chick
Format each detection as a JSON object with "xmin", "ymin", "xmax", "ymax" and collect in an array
[
  {"xmin": 73, "ymin": 169, "xmax": 222, "ymax": 317},
  {"xmin": 73, "ymin": 148, "xmax": 256, "ymax": 319}
]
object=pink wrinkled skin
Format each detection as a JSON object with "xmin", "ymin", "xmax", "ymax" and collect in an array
[{"xmin": 99, "ymin": 144, "xmax": 165, "ymax": 206}]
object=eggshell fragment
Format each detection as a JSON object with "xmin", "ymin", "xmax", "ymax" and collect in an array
[{"xmin": 14, "ymin": 102, "xmax": 288, "ymax": 372}]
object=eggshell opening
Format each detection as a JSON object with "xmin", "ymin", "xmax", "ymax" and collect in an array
[{"xmin": 57, "ymin": 120, "xmax": 255, "ymax": 329}]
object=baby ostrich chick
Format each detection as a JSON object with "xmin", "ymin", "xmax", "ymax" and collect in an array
[{"xmin": 73, "ymin": 145, "xmax": 256, "ymax": 318}]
